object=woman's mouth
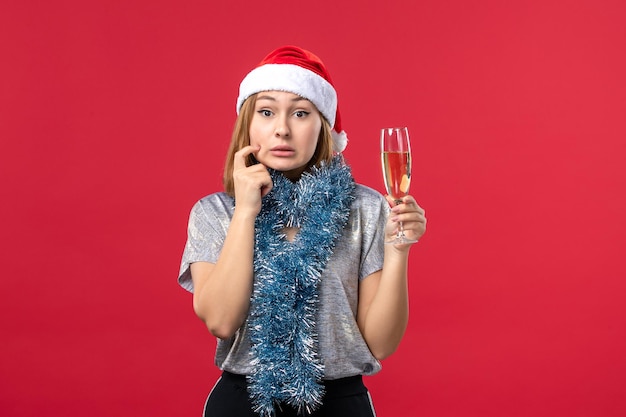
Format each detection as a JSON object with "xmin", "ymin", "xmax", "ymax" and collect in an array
[{"xmin": 270, "ymin": 146, "xmax": 295, "ymax": 157}]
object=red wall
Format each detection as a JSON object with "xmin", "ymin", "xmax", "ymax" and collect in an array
[{"xmin": 2, "ymin": 1, "xmax": 625, "ymax": 416}]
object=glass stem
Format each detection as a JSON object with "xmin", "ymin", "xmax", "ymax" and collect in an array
[{"xmin": 394, "ymin": 199, "xmax": 404, "ymax": 238}]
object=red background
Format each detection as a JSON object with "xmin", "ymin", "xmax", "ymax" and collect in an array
[{"xmin": 2, "ymin": 0, "xmax": 625, "ymax": 416}]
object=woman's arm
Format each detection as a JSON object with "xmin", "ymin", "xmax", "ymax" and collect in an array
[
  {"xmin": 190, "ymin": 207, "xmax": 256, "ymax": 339},
  {"xmin": 357, "ymin": 196, "xmax": 426, "ymax": 360},
  {"xmin": 191, "ymin": 146, "xmax": 271, "ymax": 340}
]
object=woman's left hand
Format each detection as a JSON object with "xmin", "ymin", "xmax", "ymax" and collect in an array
[{"xmin": 385, "ymin": 195, "xmax": 427, "ymax": 247}]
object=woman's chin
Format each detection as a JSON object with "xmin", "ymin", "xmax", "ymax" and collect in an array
[{"xmin": 261, "ymin": 158, "xmax": 305, "ymax": 173}]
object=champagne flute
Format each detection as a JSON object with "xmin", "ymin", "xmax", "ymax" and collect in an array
[{"xmin": 381, "ymin": 127, "xmax": 418, "ymax": 245}]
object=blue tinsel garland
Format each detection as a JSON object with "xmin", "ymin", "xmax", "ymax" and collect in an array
[{"xmin": 246, "ymin": 156, "xmax": 356, "ymax": 416}]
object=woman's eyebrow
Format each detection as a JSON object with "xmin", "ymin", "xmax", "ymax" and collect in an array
[{"xmin": 256, "ymin": 94, "xmax": 308, "ymax": 103}]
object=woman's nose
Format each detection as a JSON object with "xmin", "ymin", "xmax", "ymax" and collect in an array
[{"xmin": 274, "ymin": 117, "xmax": 290, "ymax": 137}]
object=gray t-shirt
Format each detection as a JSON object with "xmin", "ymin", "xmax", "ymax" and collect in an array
[{"xmin": 178, "ymin": 184, "xmax": 389, "ymax": 380}]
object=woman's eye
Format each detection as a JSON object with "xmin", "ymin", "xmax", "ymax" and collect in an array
[
  {"xmin": 294, "ymin": 111, "xmax": 309, "ymax": 118},
  {"xmin": 258, "ymin": 110, "xmax": 273, "ymax": 117}
]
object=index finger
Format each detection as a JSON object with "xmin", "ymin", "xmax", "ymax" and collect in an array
[
  {"xmin": 233, "ymin": 145, "xmax": 260, "ymax": 170},
  {"xmin": 402, "ymin": 196, "xmax": 425, "ymax": 215},
  {"xmin": 389, "ymin": 195, "xmax": 423, "ymax": 212}
]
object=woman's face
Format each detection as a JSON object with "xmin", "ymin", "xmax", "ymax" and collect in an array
[{"xmin": 249, "ymin": 91, "xmax": 322, "ymax": 180}]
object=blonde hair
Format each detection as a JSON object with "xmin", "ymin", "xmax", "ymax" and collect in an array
[{"xmin": 223, "ymin": 93, "xmax": 335, "ymax": 196}]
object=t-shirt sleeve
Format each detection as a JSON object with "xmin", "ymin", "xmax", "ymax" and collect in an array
[
  {"xmin": 178, "ymin": 197, "xmax": 228, "ymax": 293},
  {"xmin": 358, "ymin": 188, "xmax": 390, "ymax": 280}
]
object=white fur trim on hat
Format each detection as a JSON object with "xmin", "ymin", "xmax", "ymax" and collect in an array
[{"xmin": 237, "ymin": 64, "xmax": 338, "ymax": 128}]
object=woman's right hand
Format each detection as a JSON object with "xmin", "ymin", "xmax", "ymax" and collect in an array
[
  {"xmin": 191, "ymin": 145, "xmax": 270, "ymax": 339},
  {"xmin": 232, "ymin": 145, "xmax": 273, "ymax": 215}
]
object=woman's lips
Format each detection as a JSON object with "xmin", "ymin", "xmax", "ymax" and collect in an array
[{"xmin": 270, "ymin": 146, "xmax": 295, "ymax": 157}]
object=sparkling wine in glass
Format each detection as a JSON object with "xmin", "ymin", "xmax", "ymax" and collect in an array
[{"xmin": 381, "ymin": 127, "xmax": 417, "ymax": 244}]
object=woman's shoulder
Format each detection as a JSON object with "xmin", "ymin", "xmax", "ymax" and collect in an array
[
  {"xmin": 196, "ymin": 191, "xmax": 232, "ymax": 204},
  {"xmin": 353, "ymin": 183, "xmax": 386, "ymax": 204},
  {"xmin": 190, "ymin": 192, "xmax": 234, "ymax": 216},
  {"xmin": 351, "ymin": 184, "xmax": 389, "ymax": 217}
]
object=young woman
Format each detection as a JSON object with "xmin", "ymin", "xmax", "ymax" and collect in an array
[{"xmin": 178, "ymin": 45, "xmax": 426, "ymax": 417}]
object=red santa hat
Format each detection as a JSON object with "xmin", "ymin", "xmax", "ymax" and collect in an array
[{"xmin": 236, "ymin": 45, "xmax": 348, "ymax": 153}]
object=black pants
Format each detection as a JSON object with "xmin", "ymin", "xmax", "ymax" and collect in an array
[{"xmin": 204, "ymin": 371, "xmax": 376, "ymax": 417}]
